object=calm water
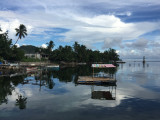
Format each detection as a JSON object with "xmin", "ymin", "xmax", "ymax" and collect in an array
[{"xmin": 0, "ymin": 62, "xmax": 160, "ymax": 120}]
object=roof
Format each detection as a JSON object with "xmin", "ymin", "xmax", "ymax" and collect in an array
[{"xmin": 92, "ymin": 64, "xmax": 116, "ymax": 68}]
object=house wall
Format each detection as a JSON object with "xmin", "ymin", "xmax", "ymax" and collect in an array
[{"xmin": 25, "ymin": 54, "xmax": 41, "ymax": 59}]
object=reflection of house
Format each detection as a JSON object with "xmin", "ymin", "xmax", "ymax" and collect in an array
[
  {"xmin": 91, "ymin": 85, "xmax": 116, "ymax": 100},
  {"xmin": 76, "ymin": 64, "xmax": 117, "ymax": 100},
  {"xmin": 92, "ymin": 91, "xmax": 115, "ymax": 100}
]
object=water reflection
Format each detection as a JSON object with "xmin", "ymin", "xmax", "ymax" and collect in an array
[
  {"xmin": 0, "ymin": 65, "xmax": 117, "ymax": 107},
  {"xmin": 127, "ymin": 62, "xmax": 150, "ymax": 68},
  {"xmin": 91, "ymin": 85, "xmax": 116, "ymax": 100},
  {"xmin": 0, "ymin": 69, "xmax": 56, "ymax": 108},
  {"xmin": 0, "ymin": 76, "xmax": 23, "ymax": 105},
  {"xmin": 15, "ymin": 95, "xmax": 27, "ymax": 109},
  {"xmin": 1, "ymin": 63, "xmax": 160, "ymax": 120}
]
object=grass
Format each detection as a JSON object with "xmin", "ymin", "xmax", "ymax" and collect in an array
[{"xmin": 21, "ymin": 57, "xmax": 47, "ymax": 62}]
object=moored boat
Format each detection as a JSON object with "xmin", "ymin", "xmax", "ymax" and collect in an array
[{"xmin": 46, "ymin": 65, "xmax": 59, "ymax": 71}]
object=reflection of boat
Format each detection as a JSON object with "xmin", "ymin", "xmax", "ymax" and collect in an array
[
  {"xmin": 26, "ymin": 67, "xmax": 38, "ymax": 72},
  {"xmin": 10, "ymin": 73, "xmax": 24, "ymax": 78}
]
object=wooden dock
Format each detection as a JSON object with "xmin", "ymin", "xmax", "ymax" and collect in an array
[{"xmin": 77, "ymin": 76, "xmax": 116, "ymax": 84}]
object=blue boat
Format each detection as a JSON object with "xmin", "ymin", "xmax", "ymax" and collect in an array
[{"xmin": 46, "ymin": 65, "xmax": 59, "ymax": 71}]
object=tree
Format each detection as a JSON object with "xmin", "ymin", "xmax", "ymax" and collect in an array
[
  {"xmin": 46, "ymin": 40, "xmax": 55, "ymax": 58},
  {"xmin": 108, "ymin": 48, "xmax": 119, "ymax": 62},
  {"xmin": 49, "ymin": 42, "xmax": 120, "ymax": 63},
  {"xmin": 47, "ymin": 40, "xmax": 55, "ymax": 52},
  {"xmin": 0, "ymin": 31, "xmax": 13, "ymax": 60},
  {"xmin": 50, "ymin": 45, "xmax": 75, "ymax": 62},
  {"xmin": 9, "ymin": 46, "xmax": 25, "ymax": 61},
  {"xmin": 14, "ymin": 24, "xmax": 27, "ymax": 46},
  {"xmin": 73, "ymin": 42, "xmax": 88, "ymax": 62},
  {"xmin": 0, "ymin": 27, "xmax": 25, "ymax": 61}
]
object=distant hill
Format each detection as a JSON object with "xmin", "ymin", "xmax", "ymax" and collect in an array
[{"xmin": 19, "ymin": 45, "xmax": 39, "ymax": 54}]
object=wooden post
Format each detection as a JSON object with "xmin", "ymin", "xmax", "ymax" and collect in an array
[
  {"xmin": 115, "ymin": 86, "xmax": 116, "ymax": 100},
  {"xmin": 93, "ymin": 67, "xmax": 94, "ymax": 78},
  {"xmin": 91, "ymin": 85, "xmax": 94, "ymax": 93}
]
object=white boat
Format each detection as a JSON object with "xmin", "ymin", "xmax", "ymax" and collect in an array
[
  {"xmin": 46, "ymin": 65, "xmax": 59, "ymax": 68},
  {"xmin": 9, "ymin": 63, "xmax": 19, "ymax": 67}
]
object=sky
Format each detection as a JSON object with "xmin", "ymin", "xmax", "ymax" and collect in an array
[{"xmin": 0, "ymin": 0, "xmax": 160, "ymax": 59}]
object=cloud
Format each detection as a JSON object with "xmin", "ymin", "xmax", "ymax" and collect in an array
[
  {"xmin": 0, "ymin": 17, "xmax": 33, "ymax": 41},
  {"xmin": 15, "ymin": 43, "xmax": 20, "ymax": 47},
  {"xmin": 149, "ymin": 40, "xmax": 160, "ymax": 47},
  {"xmin": 0, "ymin": 0, "xmax": 160, "ymax": 58},
  {"xmin": 63, "ymin": 14, "xmax": 160, "ymax": 50},
  {"xmin": 110, "ymin": 11, "xmax": 132, "ymax": 17},
  {"xmin": 103, "ymin": 38, "xmax": 123, "ymax": 49},
  {"xmin": 41, "ymin": 44, "xmax": 47, "ymax": 48},
  {"xmin": 125, "ymin": 38, "xmax": 149, "ymax": 50}
]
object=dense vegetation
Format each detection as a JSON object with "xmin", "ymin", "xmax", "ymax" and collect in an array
[
  {"xmin": 20, "ymin": 45, "xmax": 39, "ymax": 54},
  {"xmin": 19, "ymin": 40, "xmax": 120, "ymax": 63},
  {"xmin": 49, "ymin": 41, "xmax": 120, "ymax": 63},
  {"xmin": 0, "ymin": 25, "xmax": 120, "ymax": 63},
  {"xmin": 0, "ymin": 30, "xmax": 24, "ymax": 62}
]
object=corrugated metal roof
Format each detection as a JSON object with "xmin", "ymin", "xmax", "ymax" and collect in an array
[{"xmin": 92, "ymin": 64, "xmax": 116, "ymax": 68}]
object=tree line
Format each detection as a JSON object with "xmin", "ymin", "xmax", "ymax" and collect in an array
[
  {"xmin": 48, "ymin": 41, "xmax": 120, "ymax": 63},
  {"xmin": 0, "ymin": 24, "xmax": 120, "ymax": 63}
]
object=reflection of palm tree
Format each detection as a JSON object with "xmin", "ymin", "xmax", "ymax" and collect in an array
[
  {"xmin": 48, "ymin": 79, "xmax": 55, "ymax": 89},
  {"xmin": 15, "ymin": 95, "xmax": 27, "ymax": 109}
]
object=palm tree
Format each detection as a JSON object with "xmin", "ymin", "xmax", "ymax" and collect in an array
[
  {"xmin": 14, "ymin": 24, "xmax": 27, "ymax": 46},
  {"xmin": 47, "ymin": 40, "xmax": 55, "ymax": 52}
]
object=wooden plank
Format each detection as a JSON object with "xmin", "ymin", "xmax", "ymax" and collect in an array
[{"xmin": 77, "ymin": 76, "xmax": 116, "ymax": 84}]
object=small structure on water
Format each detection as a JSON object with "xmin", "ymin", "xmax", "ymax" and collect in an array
[{"xmin": 77, "ymin": 64, "xmax": 116, "ymax": 84}]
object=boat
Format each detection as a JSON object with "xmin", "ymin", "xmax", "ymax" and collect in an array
[
  {"xmin": 46, "ymin": 65, "xmax": 59, "ymax": 71},
  {"xmin": 46, "ymin": 65, "xmax": 59, "ymax": 68}
]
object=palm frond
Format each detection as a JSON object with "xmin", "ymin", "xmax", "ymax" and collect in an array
[
  {"xmin": 24, "ymin": 32, "xmax": 27, "ymax": 36},
  {"xmin": 16, "ymin": 32, "xmax": 19, "ymax": 36},
  {"xmin": 22, "ymin": 34, "xmax": 25, "ymax": 38}
]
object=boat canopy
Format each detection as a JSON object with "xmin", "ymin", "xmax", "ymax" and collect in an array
[{"xmin": 92, "ymin": 64, "xmax": 116, "ymax": 68}]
